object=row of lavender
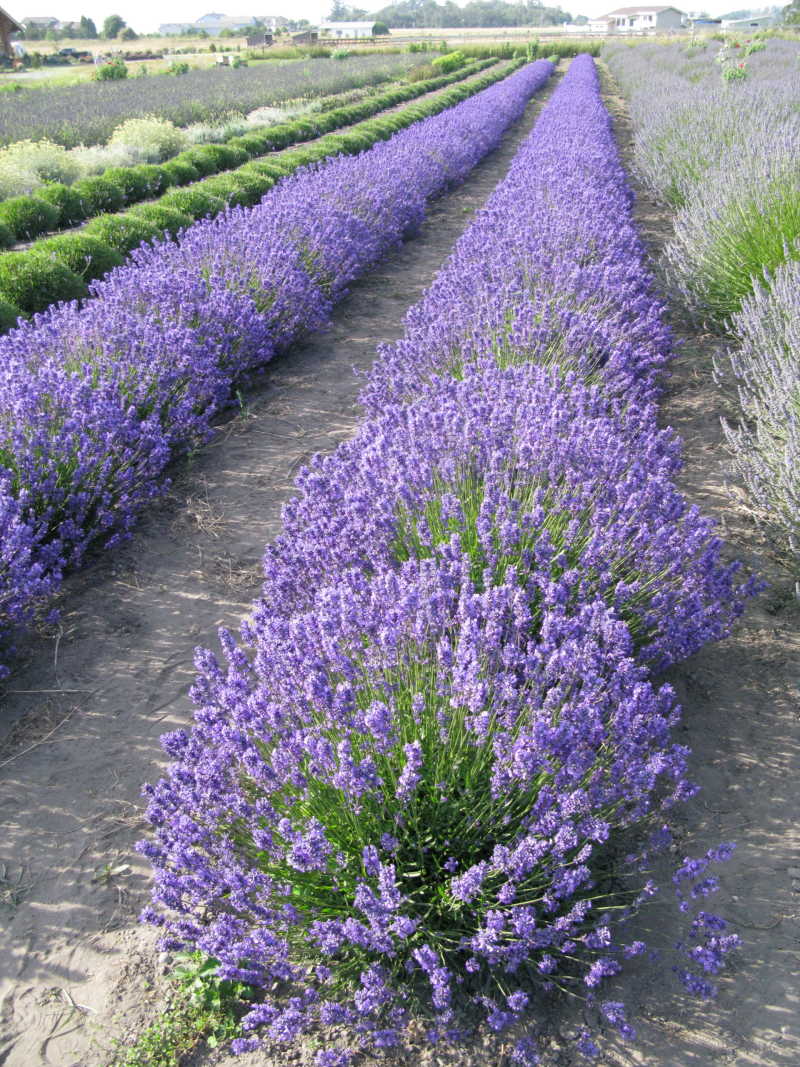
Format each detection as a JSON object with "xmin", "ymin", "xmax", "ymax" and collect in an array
[
  {"xmin": 140, "ymin": 57, "xmax": 749, "ymax": 1064},
  {"xmin": 605, "ymin": 39, "xmax": 800, "ymax": 570},
  {"xmin": 0, "ymin": 60, "xmax": 554, "ymax": 680}
]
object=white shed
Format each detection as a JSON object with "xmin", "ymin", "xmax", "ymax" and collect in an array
[
  {"xmin": 721, "ymin": 15, "xmax": 775, "ymax": 30},
  {"xmin": 319, "ymin": 20, "xmax": 375, "ymax": 39}
]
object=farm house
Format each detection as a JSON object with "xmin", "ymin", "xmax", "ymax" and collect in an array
[
  {"xmin": 0, "ymin": 5, "xmax": 21, "ymax": 58},
  {"xmin": 592, "ymin": 5, "xmax": 686, "ymax": 32}
]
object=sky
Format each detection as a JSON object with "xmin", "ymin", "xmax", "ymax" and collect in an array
[{"xmin": 20, "ymin": 0, "xmax": 760, "ymax": 37}]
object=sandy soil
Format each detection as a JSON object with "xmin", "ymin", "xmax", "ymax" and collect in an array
[{"xmin": 0, "ymin": 63, "xmax": 797, "ymax": 1067}]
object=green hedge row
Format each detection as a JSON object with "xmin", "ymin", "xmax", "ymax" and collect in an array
[
  {"xmin": 0, "ymin": 60, "xmax": 496, "ymax": 248},
  {"xmin": 0, "ymin": 59, "xmax": 519, "ymax": 323}
]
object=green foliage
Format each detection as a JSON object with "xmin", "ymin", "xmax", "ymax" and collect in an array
[
  {"xmin": 227, "ymin": 170, "xmax": 275, "ymax": 203},
  {"xmin": 0, "ymin": 195, "xmax": 59, "ymax": 240},
  {"xmin": 161, "ymin": 157, "xmax": 200, "ymax": 185},
  {"xmin": 0, "ymin": 298, "xmax": 23, "ymax": 333},
  {"xmin": 722, "ymin": 63, "xmax": 748, "ymax": 81},
  {"xmin": 226, "ymin": 132, "xmax": 269, "ymax": 155},
  {"xmin": 71, "ymin": 175, "xmax": 126, "ymax": 215},
  {"xmin": 128, "ymin": 202, "xmax": 194, "ymax": 236},
  {"xmin": 407, "ymin": 62, "xmax": 438, "ymax": 82},
  {"xmin": 94, "ymin": 58, "xmax": 128, "ymax": 81},
  {"xmin": 431, "ymin": 50, "xmax": 467, "ymax": 74},
  {"xmin": 196, "ymin": 173, "xmax": 250, "ymax": 207},
  {"xmin": 680, "ymin": 178, "xmax": 800, "ymax": 325},
  {"xmin": 33, "ymin": 182, "xmax": 87, "ymax": 227},
  {"xmin": 102, "ymin": 14, "xmax": 126, "ymax": 38},
  {"xmin": 113, "ymin": 953, "xmax": 254, "ymax": 1067},
  {"xmin": 84, "ymin": 212, "xmax": 162, "ymax": 253},
  {"xmin": 131, "ymin": 164, "xmax": 174, "ymax": 198},
  {"xmin": 102, "ymin": 165, "xmax": 153, "ymax": 203},
  {"xmin": 167, "ymin": 61, "xmax": 191, "ymax": 76},
  {"xmin": 180, "ymin": 145, "xmax": 226, "ymax": 177},
  {"xmin": 0, "ymin": 221, "xmax": 13, "ymax": 249},
  {"xmin": 158, "ymin": 186, "xmax": 226, "ymax": 219},
  {"xmin": 36, "ymin": 232, "xmax": 124, "ymax": 281},
  {"xmin": 0, "ymin": 251, "xmax": 87, "ymax": 314},
  {"xmin": 109, "ymin": 116, "xmax": 188, "ymax": 162}
]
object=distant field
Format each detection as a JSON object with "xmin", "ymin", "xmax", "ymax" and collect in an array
[{"xmin": 0, "ymin": 53, "xmax": 419, "ymax": 147}]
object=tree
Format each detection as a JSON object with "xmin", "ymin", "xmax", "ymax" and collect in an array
[
  {"xmin": 329, "ymin": 3, "xmax": 368, "ymax": 18},
  {"xmin": 102, "ymin": 14, "xmax": 126, "ymax": 39},
  {"xmin": 373, "ymin": 20, "xmax": 390, "ymax": 33},
  {"xmin": 118, "ymin": 27, "xmax": 138, "ymax": 40},
  {"xmin": 79, "ymin": 15, "xmax": 98, "ymax": 38},
  {"xmin": 784, "ymin": 0, "xmax": 800, "ymax": 20}
]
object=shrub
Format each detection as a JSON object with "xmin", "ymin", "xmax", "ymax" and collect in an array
[
  {"xmin": 432, "ymin": 50, "xmax": 466, "ymax": 74},
  {"xmin": 109, "ymin": 116, "xmax": 189, "ymax": 162},
  {"xmin": 205, "ymin": 143, "xmax": 249, "ymax": 169},
  {"xmin": 0, "ymin": 251, "xmax": 87, "ymax": 313},
  {"xmin": 33, "ymin": 182, "xmax": 87, "ymax": 226},
  {"xmin": 102, "ymin": 165, "xmax": 153, "ymax": 203},
  {"xmin": 0, "ymin": 138, "xmax": 82, "ymax": 186},
  {"xmin": 196, "ymin": 173, "xmax": 252, "ymax": 208},
  {"xmin": 94, "ymin": 58, "xmax": 128, "ymax": 81},
  {"xmin": 180, "ymin": 145, "xmax": 224, "ymax": 177},
  {"xmin": 84, "ymin": 212, "xmax": 162, "ymax": 253},
  {"xmin": 0, "ymin": 220, "xmax": 13, "ymax": 248},
  {"xmin": 130, "ymin": 163, "xmax": 174, "ymax": 198},
  {"xmin": 161, "ymin": 157, "xmax": 200, "ymax": 185},
  {"xmin": 71, "ymin": 175, "xmax": 126, "ymax": 215},
  {"xmin": 157, "ymin": 186, "xmax": 226, "ymax": 219},
  {"xmin": 36, "ymin": 232, "xmax": 124, "ymax": 281},
  {"xmin": 407, "ymin": 63, "xmax": 436, "ymax": 83},
  {"xmin": 0, "ymin": 194, "xmax": 59, "ymax": 240},
  {"xmin": 128, "ymin": 202, "xmax": 193, "ymax": 237},
  {"xmin": 668, "ymin": 171, "xmax": 800, "ymax": 326},
  {"xmin": 184, "ymin": 143, "xmax": 249, "ymax": 177},
  {"xmin": 226, "ymin": 132, "xmax": 268, "ymax": 156},
  {"xmin": 0, "ymin": 297, "xmax": 23, "ymax": 332},
  {"xmin": 718, "ymin": 258, "xmax": 800, "ymax": 561}
]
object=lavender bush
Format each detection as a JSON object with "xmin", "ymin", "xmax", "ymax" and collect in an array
[
  {"xmin": 605, "ymin": 38, "xmax": 800, "ymax": 327},
  {"xmin": 358, "ymin": 52, "xmax": 672, "ymax": 414},
  {"xmin": 716, "ymin": 259, "xmax": 800, "ymax": 566},
  {"xmin": 139, "ymin": 57, "xmax": 747, "ymax": 1064},
  {"xmin": 607, "ymin": 39, "xmax": 800, "ymax": 555},
  {"xmin": 0, "ymin": 61, "xmax": 554, "ymax": 676},
  {"xmin": 0, "ymin": 55, "xmax": 420, "ymax": 149}
]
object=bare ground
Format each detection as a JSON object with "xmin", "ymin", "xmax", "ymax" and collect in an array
[{"xmin": 1, "ymin": 64, "xmax": 798, "ymax": 1067}]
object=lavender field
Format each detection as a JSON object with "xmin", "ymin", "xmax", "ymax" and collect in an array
[
  {"xmin": 0, "ymin": 43, "xmax": 797, "ymax": 1067},
  {"xmin": 0, "ymin": 53, "xmax": 419, "ymax": 148},
  {"xmin": 606, "ymin": 36, "xmax": 800, "ymax": 574}
]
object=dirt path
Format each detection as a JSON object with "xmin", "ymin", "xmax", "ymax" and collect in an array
[
  {"xmin": 595, "ymin": 67, "xmax": 800, "ymax": 1067},
  {"xmin": 0, "ymin": 76, "xmax": 562, "ymax": 1067}
]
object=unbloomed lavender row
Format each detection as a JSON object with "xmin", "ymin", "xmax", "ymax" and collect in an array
[
  {"xmin": 606, "ymin": 40, "xmax": 800, "ymax": 568},
  {"xmin": 139, "ymin": 57, "xmax": 749, "ymax": 1064},
  {"xmin": 0, "ymin": 60, "xmax": 554, "ymax": 679}
]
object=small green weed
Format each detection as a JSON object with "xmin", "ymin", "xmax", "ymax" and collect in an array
[{"xmin": 112, "ymin": 952, "xmax": 255, "ymax": 1067}]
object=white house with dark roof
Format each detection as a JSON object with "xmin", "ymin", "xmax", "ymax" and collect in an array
[{"xmin": 590, "ymin": 6, "xmax": 685, "ymax": 32}]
